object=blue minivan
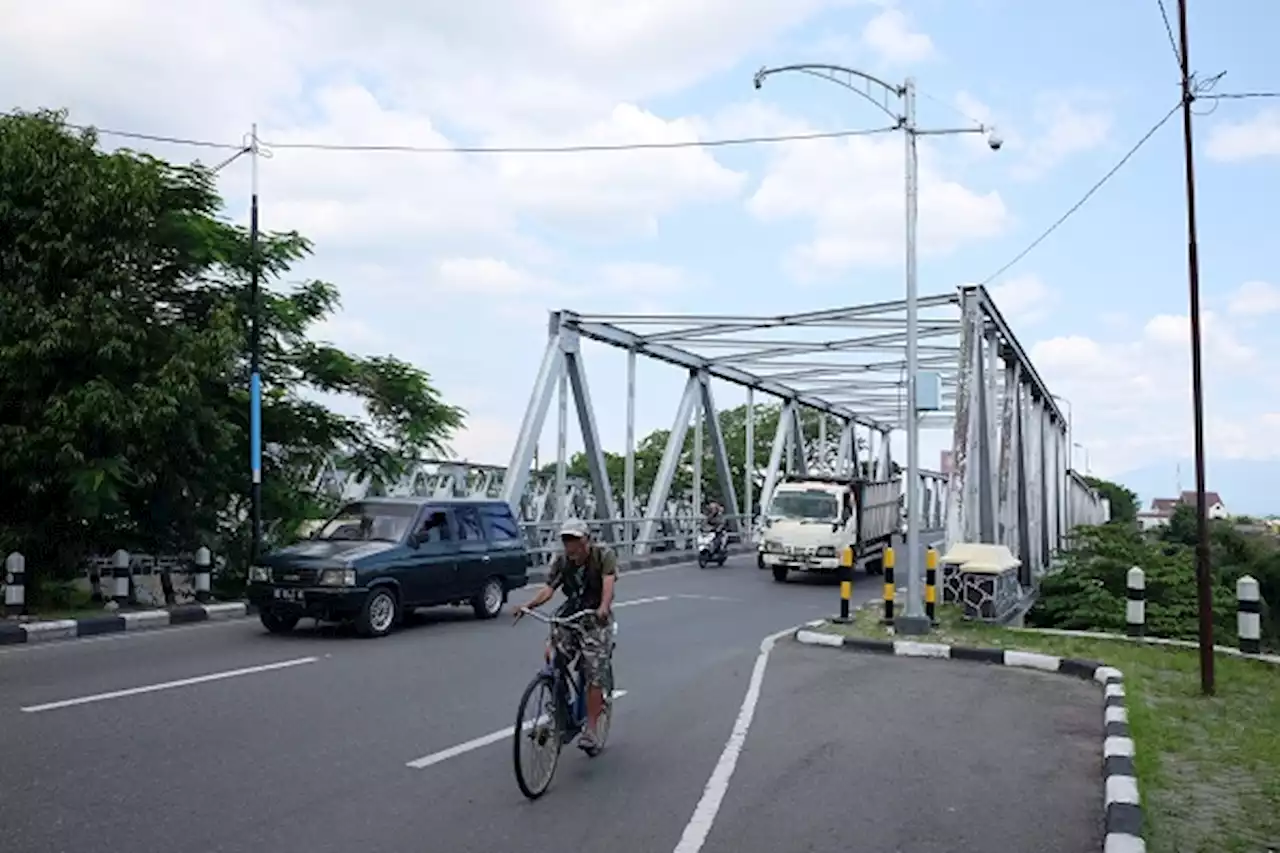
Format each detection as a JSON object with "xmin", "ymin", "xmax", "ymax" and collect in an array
[{"xmin": 247, "ymin": 497, "xmax": 531, "ymax": 638}]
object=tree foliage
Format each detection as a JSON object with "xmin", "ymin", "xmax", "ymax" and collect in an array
[
  {"xmin": 538, "ymin": 404, "xmax": 870, "ymax": 512},
  {"xmin": 0, "ymin": 110, "xmax": 464, "ymax": 586},
  {"xmin": 1029, "ymin": 519, "xmax": 1279, "ymax": 650},
  {"xmin": 1083, "ymin": 475, "xmax": 1139, "ymax": 525}
]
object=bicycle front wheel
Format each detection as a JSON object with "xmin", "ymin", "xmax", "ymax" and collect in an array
[{"xmin": 513, "ymin": 674, "xmax": 562, "ymax": 800}]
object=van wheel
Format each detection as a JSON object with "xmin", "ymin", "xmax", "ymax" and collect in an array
[
  {"xmin": 260, "ymin": 610, "xmax": 299, "ymax": 634},
  {"xmin": 473, "ymin": 576, "xmax": 505, "ymax": 620},
  {"xmin": 772, "ymin": 566, "xmax": 788, "ymax": 583},
  {"xmin": 356, "ymin": 587, "xmax": 398, "ymax": 638}
]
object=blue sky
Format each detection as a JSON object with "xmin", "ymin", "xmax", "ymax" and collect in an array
[{"xmin": 3, "ymin": 0, "xmax": 1278, "ymax": 512}]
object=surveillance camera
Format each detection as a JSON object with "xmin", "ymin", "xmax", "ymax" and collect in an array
[{"xmin": 987, "ymin": 130, "xmax": 1004, "ymax": 151}]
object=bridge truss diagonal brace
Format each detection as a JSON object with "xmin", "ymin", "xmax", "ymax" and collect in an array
[
  {"xmin": 634, "ymin": 375, "xmax": 701, "ymax": 557},
  {"xmin": 696, "ymin": 371, "xmax": 742, "ymax": 531},
  {"xmin": 787, "ymin": 402, "xmax": 809, "ymax": 477},
  {"xmin": 501, "ymin": 321, "xmax": 617, "ymax": 536},
  {"xmin": 757, "ymin": 399, "xmax": 795, "ymax": 524}
]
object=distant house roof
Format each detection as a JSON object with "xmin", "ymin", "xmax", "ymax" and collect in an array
[
  {"xmin": 1179, "ymin": 490, "xmax": 1224, "ymax": 507},
  {"xmin": 1151, "ymin": 498, "xmax": 1179, "ymax": 514}
]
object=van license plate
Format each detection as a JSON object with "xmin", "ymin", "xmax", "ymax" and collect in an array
[{"xmin": 274, "ymin": 588, "xmax": 304, "ymax": 602}]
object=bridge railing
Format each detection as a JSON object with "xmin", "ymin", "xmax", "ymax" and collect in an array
[{"xmin": 520, "ymin": 513, "xmax": 754, "ymax": 565}]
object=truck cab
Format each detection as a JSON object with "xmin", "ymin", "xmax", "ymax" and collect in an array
[{"xmin": 758, "ymin": 476, "xmax": 902, "ymax": 583}]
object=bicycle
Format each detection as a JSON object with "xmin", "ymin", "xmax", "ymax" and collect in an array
[{"xmin": 511, "ymin": 608, "xmax": 617, "ymax": 800}]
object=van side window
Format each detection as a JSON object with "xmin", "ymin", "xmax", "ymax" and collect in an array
[
  {"xmin": 455, "ymin": 506, "xmax": 484, "ymax": 541},
  {"xmin": 481, "ymin": 505, "xmax": 522, "ymax": 543}
]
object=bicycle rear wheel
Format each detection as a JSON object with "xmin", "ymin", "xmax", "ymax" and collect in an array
[{"xmin": 513, "ymin": 674, "xmax": 562, "ymax": 800}]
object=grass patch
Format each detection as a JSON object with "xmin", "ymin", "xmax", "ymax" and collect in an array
[{"xmin": 817, "ymin": 603, "xmax": 1280, "ymax": 853}]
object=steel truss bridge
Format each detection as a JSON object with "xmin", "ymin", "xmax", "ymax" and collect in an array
[{"xmin": 319, "ymin": 285, "xmax": 1108, "ymax": 575}]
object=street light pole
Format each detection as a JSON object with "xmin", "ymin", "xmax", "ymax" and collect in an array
[{"xmin": 753, "ymin": 63, "xmax": 1000, "ymax": 636}]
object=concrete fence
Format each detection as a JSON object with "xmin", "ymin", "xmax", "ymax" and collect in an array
[
  {"xmin": 3, "ymin": 547, "xmax": 217, "ymax": 616},
  {"xmin": 1124, "ymin": 566, "xmax": 1267, "ymax": 655}
]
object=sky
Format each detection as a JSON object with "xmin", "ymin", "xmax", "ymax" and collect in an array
[{"xmin": 3, "ymin": 0, "xmax": 1278, "ymax": 513}]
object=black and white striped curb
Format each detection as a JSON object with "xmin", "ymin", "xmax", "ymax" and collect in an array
[
  {"xmin": 0, "ymin": 602, "xmax": 248, "ymax": 646},
  {"xmin": 795, "ymin": 628, "xmax": 1145, "ymax": 853}
]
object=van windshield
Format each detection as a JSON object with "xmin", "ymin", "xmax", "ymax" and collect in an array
[
  {"xmin": 769, "ymin": 490, "xmax": 840, "ymax": 522},
  {"xmin": 315, "ymin": 502, "xmax": 417, "ymax": 542}
]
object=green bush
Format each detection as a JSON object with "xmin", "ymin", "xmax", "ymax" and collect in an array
[{"xmin": 1029, "ymin": 522, "xmax": 1266, "ymax": 647}]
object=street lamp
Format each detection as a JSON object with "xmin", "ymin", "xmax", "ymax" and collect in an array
[
  {"xmin": 753, "ymin": 64, "xmax": 1002, "ymax": 636},
  {"xmin": 1073, "ymin": 442, "xmax": 1090, "ymax": 475}
]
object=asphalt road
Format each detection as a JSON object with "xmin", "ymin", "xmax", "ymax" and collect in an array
[{"xmin": 0, "ymin": 550, "xmax": 1096, "ymax": 853}]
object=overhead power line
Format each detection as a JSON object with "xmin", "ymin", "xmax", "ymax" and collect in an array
[
  {"xmin": 977, "ymin": 100, "xmax": 1183, "ymax": 286},
  {"xmin": 1155, "ymin": 0, "xmax": 1183, "ymax": 67},
  {"xmin": 1204, "ymin": 91, "xmax": 1280, "ymax": 100},
  {"xmin": 5, "ymin": 109, "xmax": 900, "ymax": 156}
]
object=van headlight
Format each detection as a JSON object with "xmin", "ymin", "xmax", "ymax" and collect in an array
[
  {"xmin": 249, "ymin": 566, "xmax": 271, "ymax": 583},
  {"xmin": 318, "ymin": 569, "xmax": 357, "ymax": 587}
]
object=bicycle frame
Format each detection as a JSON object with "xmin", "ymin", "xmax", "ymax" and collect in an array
[{"xmin": 528, "ymin": 609, "xmax": 594, "ymax": 740}]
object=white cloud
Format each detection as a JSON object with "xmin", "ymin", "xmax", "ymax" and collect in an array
[
  {"xmin": 1206, "ymin": 108, "xmax": 1280, "ymax": 162},
  {"xmin": 860, "ymin": 7, "xmax": 936, "ymax": 64},
  {"xmin": 748, "ymin": 131, "xmax": 1009, "ymax": 277},
  {"xmin": 1028, "ymin": 304, "xmax": 1270, "ymax": 476},
  {"xmin": 1227, "ymin": 280, "xmax": 1280, "ymax": 316},
  {"xmin": 986, "ymin": 275, "xmax": 1058, "ymax": 326},
  {"xmin": 1012, "ymin": 93, "xmax": 1112, "ymax": 179}
]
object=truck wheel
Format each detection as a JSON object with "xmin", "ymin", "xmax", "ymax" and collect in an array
[
  {"xmin": 866, "ymin": 556, "xmax": 884, "ymax": 576},
  {"xmin": 356, "ymin": 587, "xmax": 398, "ymax": 638},
  {"xmin": 772, "ymin": 566, "xmax": 788, "ymax": 583},
  {"xmin": 260, "ymin": 610, "xmax": 299, "ymax": 634}
]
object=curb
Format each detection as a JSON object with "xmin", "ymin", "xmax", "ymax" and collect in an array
[
  {"xmin": 794, "ymin": 628, "xmax": 1146, "ymax": 853},
  {"xmin": 0, "ymin": 602, "xmax": 248, "ymax": 647},
  {"xmin": 0, "ymin": 547, "xmax": 742, "ymax": 648}
]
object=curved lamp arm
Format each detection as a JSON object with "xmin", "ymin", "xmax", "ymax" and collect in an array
[{"xmin": 754, "ymin": 63, "xmax": 905, "ymax": 123}]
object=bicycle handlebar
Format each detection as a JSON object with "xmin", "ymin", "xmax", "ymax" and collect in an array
[{"xmin": 518, "ymin": 607, "xmax": 595, "ymax": 628}]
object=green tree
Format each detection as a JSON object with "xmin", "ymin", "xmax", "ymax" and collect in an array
[
  {"xmin": 1083, "ymin": 476, "xmax": 1139, "ymax": 525},
  {"xmin": 0, "ymin": 110, "xmax": 464, "ymax": 590}
]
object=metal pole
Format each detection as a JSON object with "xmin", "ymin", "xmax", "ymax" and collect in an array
[
  {"xmin": 556, "ymin": 367, "xmax": 568, "ymax": 523},
  {"xmin": 1175, "ymin": 0, "xmax": 1215, "ymax": 695},
  {"xmin": 897, "ymin": 78, "xmax": 928, "ymax": 634},
  {"xmin": 693, "ymin": 392, "xmax": 703, "ymax": 516},
  {"xmin": 818, "ymin": 413, "xmax": 827, "ymax": 472},
  {"xmin": 744, "ymin": 388, "xmax": 755, "ymax": 526},
  {"xmin": 625, "ymin": 348, "xmax": 637, "ymax": 556},
  {"xmin": 248, "ymin": 123, "xmax": 263, "ymax": 564}
]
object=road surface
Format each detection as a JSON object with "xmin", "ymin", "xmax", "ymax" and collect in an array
[{"xmin": 0, "ymin": 551, "xmax": 1098, "ymax": 853}]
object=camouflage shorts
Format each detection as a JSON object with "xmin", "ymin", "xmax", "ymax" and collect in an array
[{"xmin": 553, "ymin": 618, "xmax": 614, "ymax": 692}]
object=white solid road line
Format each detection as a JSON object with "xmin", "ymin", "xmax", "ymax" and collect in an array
[
  {"xmin": 20, "ymin": 656, "xmax": 319, "ymax": 713},
  {"xmin": 671, "ymin": 624, "xmax": 797, "ymax": 853},
  {"xmin": 406, "ymin": 689, "xmax": 629, "ymax": 770},
  {"xmin": 614, "ymin": 595, "xmax": 670, "ymax": 608}
]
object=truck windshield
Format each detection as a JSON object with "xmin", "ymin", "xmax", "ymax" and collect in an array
[
  {"xmin": 770, "ymin": 490, "xmax": 839, "ymax": 521},
  {"xmin": 315, "ymin": 502, "xmax": 417, "ymax": 542}
]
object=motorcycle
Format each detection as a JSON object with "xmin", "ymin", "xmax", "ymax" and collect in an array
[{"xmin": 697, "ymin": 529, "xmax": 729, "ymax": 568}]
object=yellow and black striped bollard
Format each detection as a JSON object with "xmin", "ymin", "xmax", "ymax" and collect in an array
[
  {"xmin": 835, "ymin": 546, "xmax": 854, "ymax": 623},
  {"xmin": 882, "ymin": 546, "xmax": 895, "ymax": 623},
  {"xmin": 924, "ymin": 547, "xmax": 938, "ymax": 624}
]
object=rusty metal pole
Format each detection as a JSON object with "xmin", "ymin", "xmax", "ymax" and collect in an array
[{"xmin": 1174, "ymin": 0, "xmax": 1215, "ymax": 695}]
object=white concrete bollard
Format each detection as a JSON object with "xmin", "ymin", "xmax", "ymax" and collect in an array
[
  {"xmin": 1237, "ymin": 575, "xmax": 1262, "ymax": 655},
  {"xmin": 194, "ymin": 547, "xmax": 212, "ymax": 603},
  {"xmin": 111, "ymin": 549, "xmax": 131, "ymax": 607},
  {"xmin": 1126, "ymin": 566, "xmax": 1145, "ymax": 638},
  {"xmin": 4, "ymin": 552, "xmax": 26, "ymax": 614}
]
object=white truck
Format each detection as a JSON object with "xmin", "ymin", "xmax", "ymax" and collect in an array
[{"xmin": 756, "ymin": 475, "xmax": 903, "ymax": 583}]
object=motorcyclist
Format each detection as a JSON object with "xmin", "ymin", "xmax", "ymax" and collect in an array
[{"xmin": 704, "ymin": 500, "xmax": 726, "ymax": 555}]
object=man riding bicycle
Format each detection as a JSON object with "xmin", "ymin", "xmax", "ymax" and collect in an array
[{"xmin": 514, "ymin": 518, "xmax": 616, "ymax": 751}]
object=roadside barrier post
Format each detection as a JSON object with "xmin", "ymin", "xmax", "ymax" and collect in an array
[
  {"xmin": 924, "ymin": 547, "xmax": 938, "ymax": 623},
  {"xmin": 882, "ymin": 546, "xmax": 895, "ymax": 623},
  {"xmin": 194, "ymin": 547, "xmax": 212, "ymax": 604},
  {"xmin": 4, "ymin": 552, "xmax": 26, "ymax": 616},
  {"xmin": 1237, "ymin": 575, "xmax": 1262, "ymax": 655},
  {"xmin": 112, "ymin": 550, "xmax": 131, "ymax": 608},
  {"xmin": 835, "ymin": 546, "xmax": 854, "ymax": 623},
  {"xmin": 1126, "ymin": 566, "xmax": 1145, "ymax": 637}
]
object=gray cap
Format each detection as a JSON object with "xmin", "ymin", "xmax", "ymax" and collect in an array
[{"xmin": 559, "ymin": 518, "xmax": 590, "ymax": 539}]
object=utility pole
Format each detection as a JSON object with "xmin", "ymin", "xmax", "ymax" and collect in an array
[
  {"xmin": 249, "ymin": 124, "xmax": 263, "ymax": 565},
  {"xmin": 1174, "ymin": 0, "xmax": 1215, "ymax": 695}
]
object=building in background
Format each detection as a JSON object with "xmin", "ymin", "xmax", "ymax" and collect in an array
[{"xmin": 1137, "ymin": 491, "xmax": 1228, "ymax": 530}]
